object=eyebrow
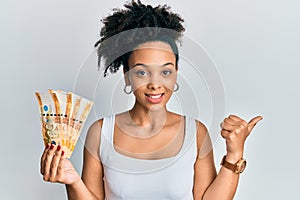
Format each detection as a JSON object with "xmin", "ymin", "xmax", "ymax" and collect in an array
[{"xmin": 132, "ymin": 62, "xmax": 175, "ymax": 68}]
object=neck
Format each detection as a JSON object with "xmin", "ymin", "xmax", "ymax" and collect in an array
[{"xmin": 129, "ymin": 103, "xmax": 168, "ymax": 128}]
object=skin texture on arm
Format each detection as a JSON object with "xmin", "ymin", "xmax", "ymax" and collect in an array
[
  {"xmin": 193, "ymin": 115, "xmax": 263, "ymax": 200},
  {"xmin": 65, "ymin": 176, "xmax": 99, "ymax": 200},
  {"xmin": 192, "ymin": 120, "xmax": 240, "ymax": 200},
  {"xmin": 193, "ymin": 120, "xmax": 217, "ymax": 199},
  {"xmin": 65, "ymin": 148, "xmax": 104, "ymax": 200},
  {"xmin": 80, "ymin": 119, "xmax": 105, "ymax": 200}
]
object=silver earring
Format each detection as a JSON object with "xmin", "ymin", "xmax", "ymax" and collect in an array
[
  {"xmin": 123, "ymin": 85, "xmax": 132, "ymax": 94},
  {"xmin": 173, "ymin": 82, "xmax": 179, "ymax": 92}
]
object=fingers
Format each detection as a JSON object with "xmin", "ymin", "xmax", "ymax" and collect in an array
[
  {"xmin": 49, "ymin": 145, "xmax": 64, "ymax": 182},
  {"xmin": 248, "ymin": 116, "xmax": 263, "ymax": 132},
  {"xmin": 221, "ymin": 115, "xmax": 262, "ymax": 159},
  {"xmin": 41, "ymin": 144, "xmax": 65, "ymax": 182},
  {"xmin": 56, "ymin": 154, "xmax": 66, "ymax": 182},
  {"xmin": 43, "ymin": 144, "xmax": 55, "ymax": 180},
  {"xmin": 228, "ymin": 115, "xmax": 248, "ymax": 127},
  {"xmin": 221, "ymin": 114, "xmax": 263, "ymax": 136},
  {"xmin": 221, "ymin": 116, "xmax": 247, "ymax": 132},
  {"xmin": 220, "ymin": 129, "xmax": 230, "ymax": 139},
  {"xmin": 40, "ymin": 144, "xmax": 50, "ymax": 175}
]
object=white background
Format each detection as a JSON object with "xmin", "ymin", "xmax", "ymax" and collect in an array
[{"xmin": 1, "ymin": 0, "xmax": 299, "ymax": 199}]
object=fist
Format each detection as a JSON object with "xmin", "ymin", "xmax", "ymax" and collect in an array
[
  {"xmin": 40, "ymin": 144, "xmax": 80, "ymax": 185},
  {"xmin": 220, "ymin": 115, "xmax": 263, "ymax": 161}
]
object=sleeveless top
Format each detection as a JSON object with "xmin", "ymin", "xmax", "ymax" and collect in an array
[{"xmin": 100, "ymin": 115, "xmax": 197, "ymax": 200}]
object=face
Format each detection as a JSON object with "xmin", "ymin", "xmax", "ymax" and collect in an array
[{"xmin": 125, "ymin": 41, "xmax": 178, "ymax": 111}]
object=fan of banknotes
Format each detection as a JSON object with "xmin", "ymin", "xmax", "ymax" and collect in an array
[{"xmin": 35, "ymin": 89, "xmax": 93, "ymax": 158}]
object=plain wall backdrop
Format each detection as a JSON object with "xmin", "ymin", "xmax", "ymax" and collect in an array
[{"xmin": 1, "ymin": 0, "xmax": 299, "ymax": 199}]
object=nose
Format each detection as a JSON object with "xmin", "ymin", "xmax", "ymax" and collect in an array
[
  {"xmin": 147, "ymin": 82, "xmax": 162, "ymax": 90},
  {"xmin": 147, "ymin": 74, "xmax": 162, "ymax": 90}
]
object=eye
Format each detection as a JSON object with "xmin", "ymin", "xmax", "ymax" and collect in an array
[
  {"xmin": 135, "ymin": 70, "xmax": 149, "ymax": 77},
  {"xmin": 161, "ymin": 70, "xmax": 172, "ymax": 76}
]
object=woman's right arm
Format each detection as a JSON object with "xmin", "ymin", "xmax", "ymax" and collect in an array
[
  {"xmin": 40, "ymin": 119, "xmax": 105, "ymax": 200},
  {"xmin": 80, "ymin": 119, "xmax": 105, "ymax": 199},
  {"xmin": 66, "ymin": 146, "xmax": 105, "ymax": 200}
]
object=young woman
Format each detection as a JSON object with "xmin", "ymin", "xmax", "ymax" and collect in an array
[{"xmin": 40, "ymin": 1, "xmax": 262, "ymax": 199}]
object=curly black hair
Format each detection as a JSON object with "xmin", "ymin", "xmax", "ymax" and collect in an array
[{"xmin": 94, "ymin": 0, "xmax": 185, "ymax": 76}]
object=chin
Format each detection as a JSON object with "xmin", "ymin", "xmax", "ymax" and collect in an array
[{"xmin": 148, "ymin": 104, "xmax": 165, "ymax": 112}]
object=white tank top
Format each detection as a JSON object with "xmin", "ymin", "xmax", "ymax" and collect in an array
[{"xmin": 100, "ymin": 115, "xmax": 197, "ymax": 200}]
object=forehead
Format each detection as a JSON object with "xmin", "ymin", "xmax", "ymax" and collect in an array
[{"xmin": 128, "ymin": 41, "xmax": 176, "ymax": 66}]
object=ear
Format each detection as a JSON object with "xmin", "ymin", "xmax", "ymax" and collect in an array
[{"xmin": 123, "ymin": 67, "xmax": 130, "ymax": 85}]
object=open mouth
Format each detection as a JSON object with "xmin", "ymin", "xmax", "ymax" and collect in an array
[
  {"xmin": 145, "ymin": 93, "xmax": 164, "ymax": 104},
  {"xmin": 145, "ymin": 93, "xmax": 164, "ymax": 99}
]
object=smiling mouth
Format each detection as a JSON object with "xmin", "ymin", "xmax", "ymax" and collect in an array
[{"xmin": 145, "ymin": 93, "xmax": 164, "ymax": 99}]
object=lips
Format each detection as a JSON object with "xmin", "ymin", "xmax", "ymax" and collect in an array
[
  {"xmin": 145, "ymin": 93, "xmax": 163, "ymax": 98},
  {"xmin": 145, "ymin": 93, "xmax": 164, "ymax": 103}
]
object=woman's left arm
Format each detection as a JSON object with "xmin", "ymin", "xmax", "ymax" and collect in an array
[{"xmin": 193, "ymin": 115, "xmax": 263, "ymax": 200}]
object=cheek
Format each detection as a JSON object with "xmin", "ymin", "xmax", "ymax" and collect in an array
[
  {"xmin": 166, "ymin": 78, "xmax": 177, "ymax": 91},
  {"xmin": 132, "ymin": 88, "xmax": 146, "ymax": 100},
  {"xmin": 162, "ymin": 74, "xmax": 177, "ymax": 91},
  {"xmin": 129, "ymin": 77, "xmax": 149, "ymax": 92}
]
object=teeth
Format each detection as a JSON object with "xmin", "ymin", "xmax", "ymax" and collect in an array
[{"xmin": 148, "ymin": 94, "xmax": 162, "ymax": 99}]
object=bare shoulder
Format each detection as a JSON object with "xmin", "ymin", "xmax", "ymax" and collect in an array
[
  {"xmin": 194, "ymin": 119, "xmax": 213, "ymax": 159},
  {"xmin": 84, "ymin": 118, "xmax": 104, "ymax": 160},
  {"xmin": 194, "ymin": 119, "xmax": 208, "ymax": 135},
  {"xmin": 82, "ymin": 119, "xmax": 105, "ymax": 199},
  {"xmin": 87, "ymin": 118, "xmax": 103, "ymax": 133}
]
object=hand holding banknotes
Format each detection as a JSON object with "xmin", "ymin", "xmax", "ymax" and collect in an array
[{"xmin": 40, "ymin": 143, "xmax": 80, "ymax": 185}]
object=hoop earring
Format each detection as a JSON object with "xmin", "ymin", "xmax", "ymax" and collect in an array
[
  {"xmin": 123, "ymin": 85, "xmax": 132, "ymax": 94},
  {"xmin": 173, "ymin": 82, "xmax": 179, "ymax": 92}
]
